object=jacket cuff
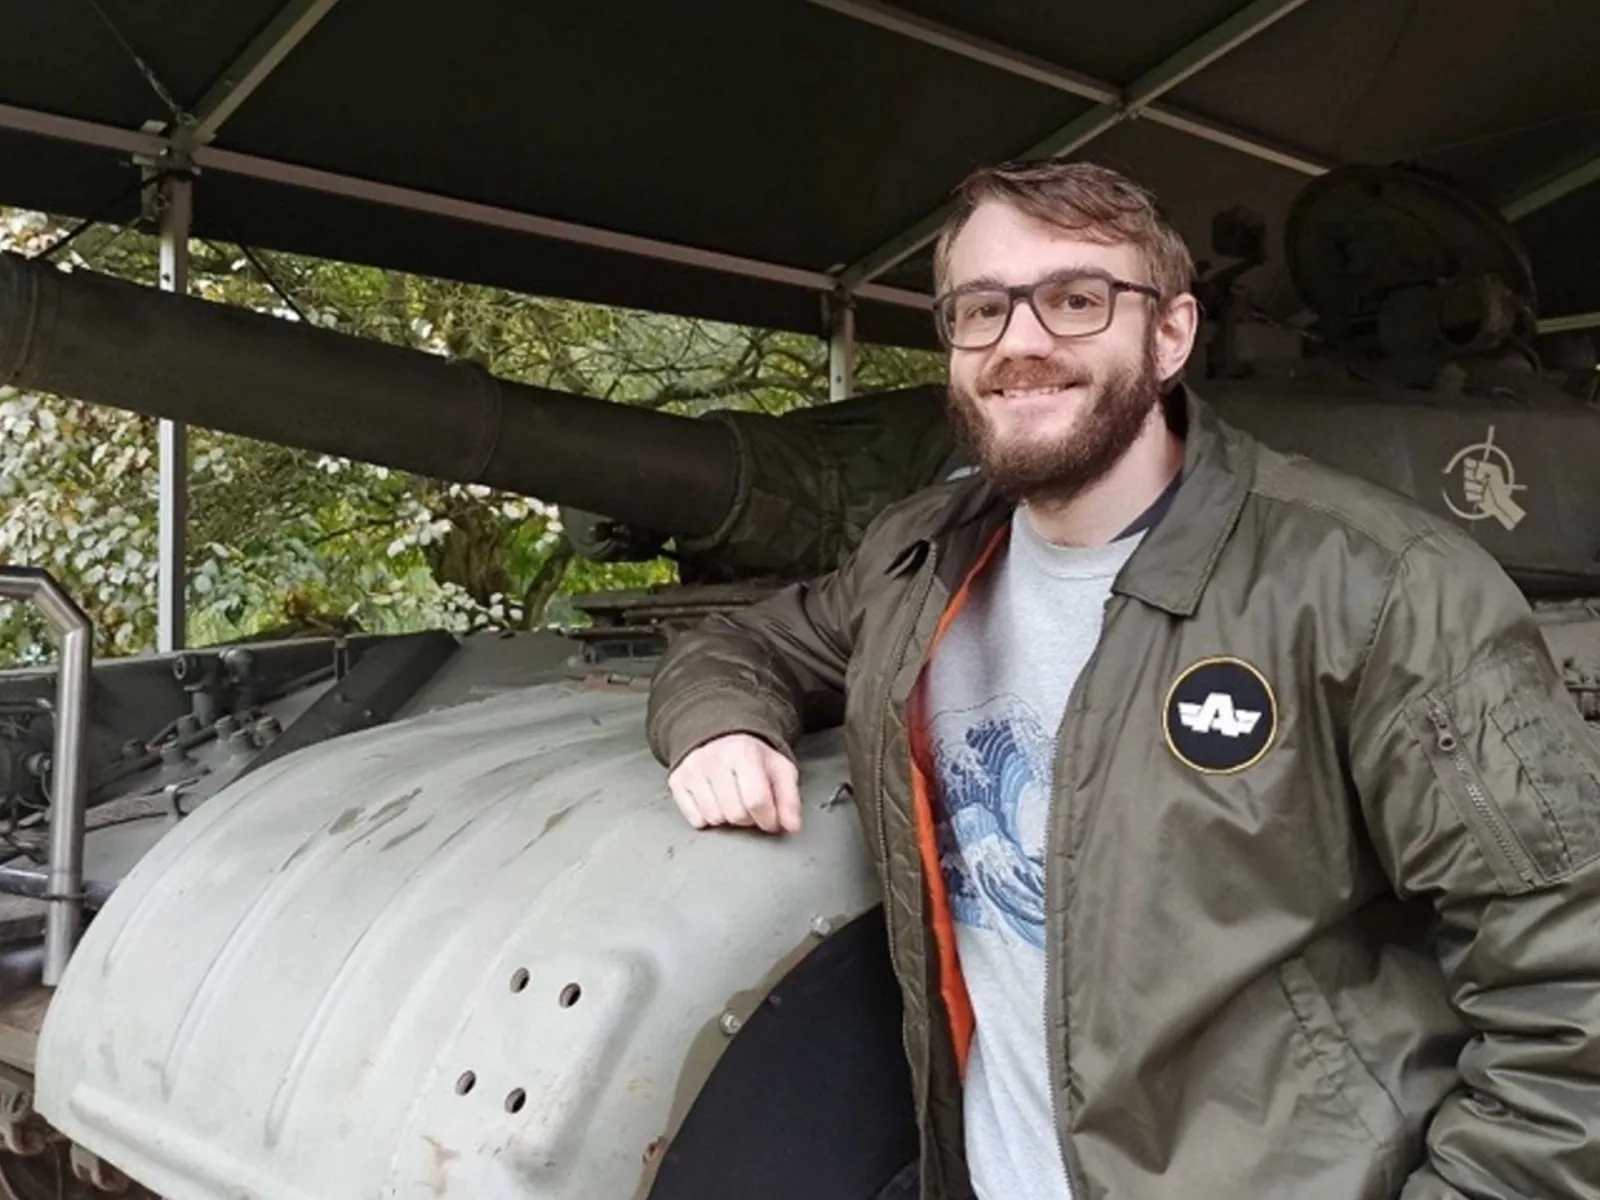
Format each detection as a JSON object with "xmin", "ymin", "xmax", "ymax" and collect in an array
[{"xmin": 650, "ymin": 701, "xmax": 796, "ymax": 772}]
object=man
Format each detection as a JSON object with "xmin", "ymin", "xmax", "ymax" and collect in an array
[{"xmin": 645, "ymin": 157, "xmax": 1600, "ymax": 1199}]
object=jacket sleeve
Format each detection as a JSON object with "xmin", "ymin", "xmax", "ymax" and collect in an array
[
  {"xmin": 1348, "ymin": 529, "xmax": 1600, "ymax": 1199},
  {"xmin": 645, "ymin": 551, "xmax": 865, "ymax": 772}
]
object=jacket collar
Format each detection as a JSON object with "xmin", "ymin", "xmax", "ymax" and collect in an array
[
  {"xmin": 925, "ymin": 383, "xmax": 1256, "ymax": 617},
  {"xmin": 1113, "ymin": 383, "xmax": 1256, "ymax": 616}
]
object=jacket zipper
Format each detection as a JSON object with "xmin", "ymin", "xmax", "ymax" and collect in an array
[
  {"xmin": 873, "ymin": 539, "xmax": 940, "ymax": 1168},
  {"xmin": 875, "ymin": 540, "xmax": 938, "ymax": 949},
  {"xmin": 1424, "ymin": 697, "xmax": 1537, "ymax": 886},
  {"xmin": 1042, "ymin": 598, "xmax": 1117, "ymax": 1199}
]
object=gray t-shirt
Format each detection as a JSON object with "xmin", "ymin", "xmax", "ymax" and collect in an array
[{"xmin": 922, "ymin": 506, "xmax": 1141, "ymax": 1200}]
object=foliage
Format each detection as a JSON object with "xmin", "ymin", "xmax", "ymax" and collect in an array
[{"xmin": 0, "ymin": 208, "xmax": 945, "ymax": 665}]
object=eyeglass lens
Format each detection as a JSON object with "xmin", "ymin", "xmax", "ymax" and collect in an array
[{"xmin": 944, "ymin": 275, "xmax": 1115, "ymax": 347}]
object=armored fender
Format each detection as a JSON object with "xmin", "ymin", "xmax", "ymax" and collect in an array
[{"xmin": 32, "ymin": 682, "xmax": 888, "ymax": 1198}]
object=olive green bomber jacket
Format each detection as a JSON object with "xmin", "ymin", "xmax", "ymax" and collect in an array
[{"xmin": 646, "ymin": 386, "xmax": 1600, "ymax": 1199}]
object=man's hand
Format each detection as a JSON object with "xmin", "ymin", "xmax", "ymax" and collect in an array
[{"xmin": 668, "ymin": 733, "xmax": 803, "ymax": 834}]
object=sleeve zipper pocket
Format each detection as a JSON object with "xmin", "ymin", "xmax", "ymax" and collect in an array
[{"xmin": 1425, "ymin": 697, "xmax": 1539, "ymax": 890}]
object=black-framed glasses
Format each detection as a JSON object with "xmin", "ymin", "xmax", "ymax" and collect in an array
[{"xmin": 932, "ymin": 269, "xmax": 1161, "ymax": 350}]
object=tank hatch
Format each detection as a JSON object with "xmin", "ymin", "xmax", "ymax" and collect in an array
[{"xmin": 1285, "ymin": 164, "xmax": 1538, "ymax": 359}]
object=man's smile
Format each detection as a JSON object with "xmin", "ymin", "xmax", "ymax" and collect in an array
[
  {"xmin": 993, "ymin": 385, "xmax": 1073, "ymax": 399},
  {"xmin": 984, "ymin": 383, "xmax": 1088, "ymax": 410}
]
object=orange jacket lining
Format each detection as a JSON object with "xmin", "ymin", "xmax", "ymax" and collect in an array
[{"xmin": 907, "ymin": 524, "xmax": 1008, "ymax": 1079}]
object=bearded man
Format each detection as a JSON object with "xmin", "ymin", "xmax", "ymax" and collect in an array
[{"xmin": 645, "ymin": 157, "xmax": 1600, "ymax": 1199}]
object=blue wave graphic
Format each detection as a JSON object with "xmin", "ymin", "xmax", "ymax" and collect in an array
[{"xmin": 928, "ymin": 696, "xmax": 1051, "ymax": 950}]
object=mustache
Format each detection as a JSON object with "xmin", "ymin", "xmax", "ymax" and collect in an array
[{"xmin": 974, "ymin": 358, "xmax": 1092, "ymax": 394}]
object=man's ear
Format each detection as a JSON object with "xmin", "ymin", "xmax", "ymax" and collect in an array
[{"xmin": 1154, "ymin": 293, "xmax": 1201, "ymax": 385}]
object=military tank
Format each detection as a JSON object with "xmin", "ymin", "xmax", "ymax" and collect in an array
[{"xmin": 0, "ymin": 163, "xmax": 1595, "ymax": 1199}]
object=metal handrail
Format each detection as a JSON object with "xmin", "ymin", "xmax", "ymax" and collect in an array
[{"xmin": 0, "ymin": 567, "xmax": 91, "ymax": 985}]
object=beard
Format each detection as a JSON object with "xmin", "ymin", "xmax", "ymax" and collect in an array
[{"xmin": 947, "ymin": 330, "xmax": 1163, "ymax": 509}]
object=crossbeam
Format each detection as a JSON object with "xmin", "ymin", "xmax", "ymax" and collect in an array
[
  {"xmin": 810, "ymin": 0, "xmax": 1330, "ymax": 180},
  {"xmin": 833, "ymin": 0, "xmax": 1318, "ymax": 291},
  {"xmin": 0, "ymin": 101, "xmax": 160, "ymax": 158},
  {"xmin": 177, "ymin": 0, "xmax": 343, "ymax": 149},
  {"xmin": 1538, "ymin": 311, "xmax": 1600, "ymax": 334},
  {"xmin": 0, "ymin": 102, "xmax": 928, "ymax": 311},
  {"xmin": 1502, "ymin": 151, "xmax": 1600, "ymax": 222}
]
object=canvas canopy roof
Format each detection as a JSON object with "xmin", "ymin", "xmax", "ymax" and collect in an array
[{"xmin": 0, "ymin": 0, "xmax": 1597, "ymax": 349}]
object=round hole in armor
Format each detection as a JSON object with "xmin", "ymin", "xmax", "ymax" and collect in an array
[
  {"xmin": 456, "ymin": 1071, "xmax": 476, "ymax": 1095},
  {"xmin": 506, "ymin": 1088, "xmax": 527, "ymax": 1114},
  {"xmin": 559, "ymin": 983, "xmax": 581, "ymax": 1007},
  {"xmin": 510, "ymin": 967, "xmax": 530, "ymax": 993}
]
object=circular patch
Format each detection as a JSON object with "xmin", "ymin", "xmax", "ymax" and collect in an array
[{"xmin": 1163, "ymin": 656, "xmax": 1277, "ymax": 774}]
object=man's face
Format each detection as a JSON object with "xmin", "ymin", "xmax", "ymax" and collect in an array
[{"xmin": 942, "ymin": 200, "xmax": 1175, "ymax": 506}]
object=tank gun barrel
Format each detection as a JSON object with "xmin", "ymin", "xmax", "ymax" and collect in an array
[{"xmin": 0, "ymin": 251, "xmax": 737, "ymax": 538}]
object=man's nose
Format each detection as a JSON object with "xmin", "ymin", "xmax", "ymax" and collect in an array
[{"xmin": 994, "ymin": 297, "xmax": 1058, "ymax": 357}]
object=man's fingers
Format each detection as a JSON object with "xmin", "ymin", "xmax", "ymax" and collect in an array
[
  {"xmin": 668, "ymin": 775, "xmax": 703, "ymax": 827},
  {"xmin": 688, "ymin": 767, "xmax": 748, "ymax": 827},
  {"xmin": 668, "ymin": 736, "xmax": 807, "ymax": 835},
  {"xmin": 669, "ymin": 772, "xmax": 715, "ymax": 829},
  {"xmin": 767, "ymin": 755, "xmax": 803, "ymax": 832},
  {"xmin": 730, "ymin": 758, "xmax": 780, "ymax": 833}
]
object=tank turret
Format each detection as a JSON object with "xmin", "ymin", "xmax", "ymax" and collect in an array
[{"xmin": 1183, "ymin": 163, "xmax": 1600, "ymax": 592}]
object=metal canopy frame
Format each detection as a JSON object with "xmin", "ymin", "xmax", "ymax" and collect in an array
[
  {"xmin": 1502, "ymin": 151, "xmax": 1600, "ymax": 223},
  {"xmin": 829, "ymin": 0, "xmax": 1319, "ymax": 292},
  {"xmin": 154, "ymin": 174, "xmax": 192, "ymax": 653},
  {"xmin": 0, "ymin": 106, "xmax": 929, "ymax": 311},
  {"xmin": 808, "ymin": 0, "xmax": 1334, "ymax": 180},
  {"xmin": 1538, "ymin": 311, "xmax": 1600, "ymax": 335},
  {"xmin": 812, "ymin": 0, "xmax": 1600, "ymax": 333},
  {"xmin": 148, "ymin": 0, "xmax": 342, "ymax": 652},
  {"xmin": 0, "ymin": 2, "xmax": 1592, "ymax": 322},
  {"xmin": 173, "ymin": 0, "xmax": 343, "ymax": 151}
]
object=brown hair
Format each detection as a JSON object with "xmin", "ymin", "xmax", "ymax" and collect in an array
[{"xmin": 931, "ymin": 158, "xmax": 1195, "ymax": 302}]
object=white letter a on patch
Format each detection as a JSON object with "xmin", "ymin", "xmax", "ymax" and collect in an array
[{"xmin": 1178, "ymin": 693, "xmax": 1261, "ymax": 738}]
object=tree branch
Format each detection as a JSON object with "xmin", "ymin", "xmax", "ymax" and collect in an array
[
  {"xmin": 636, "ymin": 372, "xmax": 765, "ymax": 410},
  {"xmin": 520, "ymin": 538, "xmax": 575, "ymax": 629},
  {"xmin": 312, "ymin": 516, "xmax": 402, "ymax": 546}
]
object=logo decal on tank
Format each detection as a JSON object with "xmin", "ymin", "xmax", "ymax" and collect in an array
[
  {"xmin": 1164, "ymin": 656, "xmax": 1277, "ymax": 773},
  {"xmin": 1441, "ymin": 424, "xmax": 1526, "ymax": 531}
]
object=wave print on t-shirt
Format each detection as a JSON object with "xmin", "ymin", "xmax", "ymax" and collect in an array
[{"xmin": 928, "ymin": 694, "xmax": 1052, "ymax": 950}]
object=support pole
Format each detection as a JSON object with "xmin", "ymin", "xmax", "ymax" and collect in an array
[
  {"xmin": 156, "ymin": 174, "xmax": 192, "ymax": 653},
  {"xmin": 0, "ymin": 568, "xmax": 92, "ymax": 986},
  {"xmin": 828, "ymin": 291, "xmax": 856, "ymax": 401}
]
